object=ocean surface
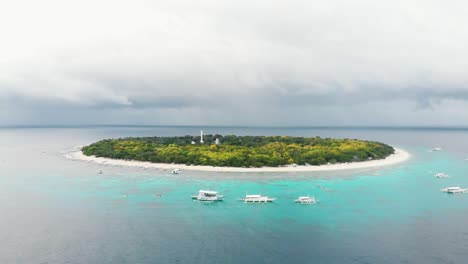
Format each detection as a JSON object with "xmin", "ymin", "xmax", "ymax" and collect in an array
[{"xmin": 1, "ymin": 126, "xmax": 468, "ymax": 264}]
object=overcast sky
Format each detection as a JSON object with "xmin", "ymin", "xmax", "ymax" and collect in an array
[{"xmin": 1, "ymin": 0, "xmax": 468, "ymax": 126}]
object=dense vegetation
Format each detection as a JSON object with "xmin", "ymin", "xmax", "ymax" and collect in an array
[{"xmin": 82, "ymin": 135, "xmax": 395, "ymax": 167}]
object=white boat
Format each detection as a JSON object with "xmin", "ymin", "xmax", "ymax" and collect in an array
[
  {"xmin": 431, "ymin": 147, "xmax": 443, "ymax": 152},
  {"xmin": 435, "ymin": 172, "xmax": 449, "ymax": 178},
  {"xmin": 191, "ymin": 190, "xmax": 224, "ymax": 201},
  {"xmin": 440, "ymin": 186, "xmax": 467, "ymax": 194},
  {"xmin": 172, "ymin": 169, "xmax": 181, "ymax": 174},
  {"xmin": 240, "ymin": 194, "xmax": 276, "ymax": 203},
  {"xmin": 294, "ymin": 196, "xmax": 318, "ymax": 204}
]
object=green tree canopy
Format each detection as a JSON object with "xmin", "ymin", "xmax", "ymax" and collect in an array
[{"xmin": 82, "ymin": 135, "xmax": 395, "ymax": 168}]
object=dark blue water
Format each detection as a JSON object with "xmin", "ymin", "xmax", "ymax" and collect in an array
[{"xmin": 1, "ymin": 127, "xmax": 468, "ymax": 263}]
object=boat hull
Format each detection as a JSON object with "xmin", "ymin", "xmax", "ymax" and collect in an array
[
  {"xmin": 447, "ymin": 190, "xmax": 465, "ymax": 194},
  {"xmin": 294, "ymin": 200, "xmax": 317, "ymax": 204},
  {"xmin": 240, "ymin": 198, "xmax": 276, "ymax": 203},
  {"xmin": 440, "ymin": 188, "xmax": 467, "ymax": 194},
  {"xmin": 192, "ymin": 195, "xmax": 224, "ymax": 201}
]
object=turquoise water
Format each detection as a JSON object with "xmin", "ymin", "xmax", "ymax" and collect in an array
[{"xmin": 1, "ymin": 127, "xmax": 468, "ymax": 263}]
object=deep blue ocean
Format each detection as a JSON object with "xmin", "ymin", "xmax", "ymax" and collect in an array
[{"xmin": 1, "ymin": 126, "xmax": 468, "ymax": 264}]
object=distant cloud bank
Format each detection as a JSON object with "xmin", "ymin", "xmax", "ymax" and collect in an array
[{"xmin": 1, "ymin": 0, "xmax": 468, "ymax": 126}]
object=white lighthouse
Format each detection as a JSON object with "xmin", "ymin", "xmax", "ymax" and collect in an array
[{"xmin": 200, "ymin": 130, "xmax": 204, "ymax": 144}]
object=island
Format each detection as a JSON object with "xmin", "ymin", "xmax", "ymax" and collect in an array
[{"xmin": 81, "ymin": 134, "xmax": 396, "ymax": 168}]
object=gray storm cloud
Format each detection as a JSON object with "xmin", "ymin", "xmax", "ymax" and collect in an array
[{"xmin": 1, "ymin": 0, "xmax": 468, "ymax": 126}]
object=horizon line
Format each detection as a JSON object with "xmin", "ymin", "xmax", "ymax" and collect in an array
[{"xmin": 2, "ymin": 124, "xmax": 468, "ymax": 130}]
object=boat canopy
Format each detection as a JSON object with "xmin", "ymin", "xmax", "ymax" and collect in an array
[
  {"xmin": 199, "ymin": 190, "xmax": 218, "ymax": 195},
  {"xmin": 245, "ymin": 195, "xmax": 262, "ymax": 198}
]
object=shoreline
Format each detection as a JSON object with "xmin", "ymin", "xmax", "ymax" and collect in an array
[{"xmin": 65, "ymin": 147, "xmax": 410, "ymax": 172}]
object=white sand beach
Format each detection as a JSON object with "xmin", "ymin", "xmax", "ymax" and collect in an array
[{"xmin": 65, "ymin": 147, "xmax": 410, "ymax": 172}]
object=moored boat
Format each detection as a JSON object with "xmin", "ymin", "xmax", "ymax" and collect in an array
[
  {"xmin": 435, "ymin": 172, "xmax": 449, "ymax": 178},
  {"xmin": 192, "ymin": 190, "xmax": 224, "ymax": 201},
  {"xmin": 172, "ymin": 169, "xmax": 181, "ymax": 174},
  {"xmin": 440, "ymin": 186, "xmax": 467, "ymax": 194},
  {"xmin": 294, "ymin": 196, "xmax": 318, "ymax": 204},
  {"xmin": 240, "ymin": 194, "xmax": 276, "ymax": 203}
]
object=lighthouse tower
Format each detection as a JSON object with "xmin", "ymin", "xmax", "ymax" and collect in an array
[{"xmin": 200, "ymin": 130, "xmax": 204, "ymax": 144}]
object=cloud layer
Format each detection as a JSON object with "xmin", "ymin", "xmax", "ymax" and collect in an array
[{"xmin": 2, "ymin": 0, "xmax": 468, "ymax": 126}]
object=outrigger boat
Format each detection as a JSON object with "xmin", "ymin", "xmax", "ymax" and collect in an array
[
  {"xmin": 440, "ymin": 186, "xmax": 467, "ymax": 194},
  {"xmin": 240, "ymin": 194, "xmax": 276, "ymax": 203},
  {"xmin": 294, "ymin": 196, "xmax": 318, "ymax": 204},
  {"xmin": 192, "ymin": 190, "xmax": 224, "ymax": 201},
  {"xmin": 435, "ymin": 172, "xmax": 449, "ymax": 178}
]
